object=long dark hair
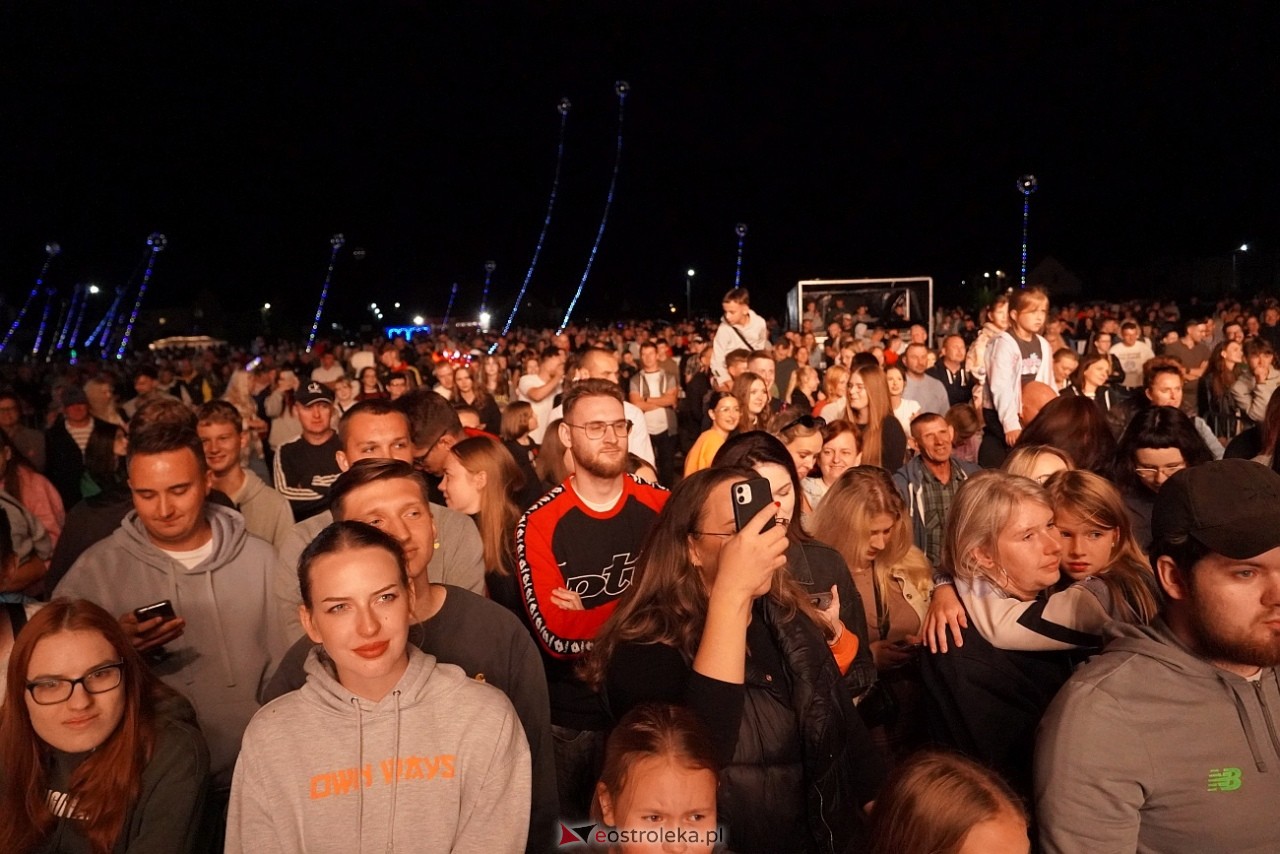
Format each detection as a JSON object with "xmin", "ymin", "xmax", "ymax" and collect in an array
[
  {"xmin": 0, "ymin": 600, "xmax": 182, "ymax": 854},
  {"xmin": 0, "ymin": 428, "xmax": 39, "ymax": 497},
  {"xmin": 712, "ymin": 430, "xmax": 808, "ymax": 541},
  {"xmin": 1018, "ymin": 395, "xmax": 1117, "ymax": 476},
  {"xmin": 580, "ymin": 467, "xmax": 820, "ymax": 690}
]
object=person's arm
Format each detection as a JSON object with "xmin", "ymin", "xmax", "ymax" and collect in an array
[
  {"xmin": 122, "ymin": 719, "xmax": 211, "ymax": 854},
  {"xmin": 452, "ymin": 703, "xmax": 532, "ymax": 854},
  {"xmin": 225, "ymin": 729, "xmax": 289, "ymax": 854},
  {"xmin": 1232, "ymin": 374, "xmax": 1272, "ymax": 423},
  {"xmin": 1194, "ymin": 417, "xmax": 1225, "ymax": 460},
  {"xmin": 521, "ymin": 373, "xmax": 561, "ymax": 403},
  {"xmin": 957, "ymin": 577, "xmax": 1109, "ymax": 651},
  {"xmin": 987, "ymin": 335, "xmax": 1022, "ymax": 437},
  {"xmin": 1036, "ymin": 683, "xmax": 1145, "ymax": 853}
]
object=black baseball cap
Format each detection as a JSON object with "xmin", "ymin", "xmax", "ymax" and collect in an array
[
  {"xmin": 1152, "ymin": 459, "xmax": 1280, "ymax": 560},
  {"xmin": 296, "ymin": 381, "xmax": 335, "ymax": 406}
]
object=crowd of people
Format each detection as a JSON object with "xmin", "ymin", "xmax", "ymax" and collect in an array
[{"xmin": 0, "ymin": 281, "xmax": 1277, "ymax": 853}]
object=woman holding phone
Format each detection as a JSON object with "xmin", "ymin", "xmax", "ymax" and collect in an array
[{"xmin": 584, "ymin": 468, "xmax": 885, "ymax": 854}]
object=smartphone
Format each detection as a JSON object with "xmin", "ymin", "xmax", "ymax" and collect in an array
[
  {"xmin": 731, "ymin": 476, "xmax": 777, "ymax": 534},
  {"xmin": 808, "ymin": 592, "xmax": 833, "ymax": 610},
  {"xmin": 891, "ymin": 639, "xmax": 923, "ymax": 651},
  {"xmin": 134, "ymin": 600, "xmax": 176, "ymax": 623}
]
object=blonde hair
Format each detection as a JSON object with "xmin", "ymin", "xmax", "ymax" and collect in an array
[
  {"xmin": 1001, "ymin": 443, "xmax": 1074, "ymax": 479},
  {"xmin": 943, "ymin": 471, "xmax": 1053, "ymax": 582},
  {"xmin": 822, "ymin": 365, "xmax": 850, "ymax": 401},
  {"xmin": 811, "ymin": 467, "xmax": 933, "ymax": 613}
]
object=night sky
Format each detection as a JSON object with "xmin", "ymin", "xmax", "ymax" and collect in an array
[{"xmin": 3, "ymin": 3, "xmax": 1278, "ymax": 338}]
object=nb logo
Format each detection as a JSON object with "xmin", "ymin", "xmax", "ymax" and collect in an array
[{"xmin": 1207, "ymin": 767, "xmax": 1242, "ymax": 792}]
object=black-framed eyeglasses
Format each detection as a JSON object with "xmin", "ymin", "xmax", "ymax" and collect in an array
[
  {"xmin": 778, "ymin": 413, "xmax": 825, "ymax": 433},
  {"xmin": 564, "ymin": 419, "xmax": 633, "ymax": 440},
  {"xmin": 690, "ymin": 531, "xmax": 735, "ymax": 539},
  {"xmin": 26, "ymin": 662, "xmax": 124, "ymax": 705}
]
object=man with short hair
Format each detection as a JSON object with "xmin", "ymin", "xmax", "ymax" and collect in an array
[
  {"xmin": 431, "ymin": 360, "xmax": 456, "ymax": 400},
  {"xmin": 1163, "ymin": 317, "xmax": 1210, "ymax": 416},
  {"xmin": 273, "ymin": 381, "xmax": 342, "ymax": 521},
  {"xmin": 517, "ymin": 347, "xmax": 565, "ymax": 444},
  {"xmin": 122, "ymin": 365, "xmax": 170, "ymax": 419},
  {"xmin": 902, "ymin": 342, "xmax": 951, "ymax": 416},
  {"xmin": 273, "ymin": 397, "xmax": 486, "ymax": 639},
  {"xmin": 54, "ymin": 422, "xmax": 286, "ymax": 786},
  {"xmin": 517, "ymin": 378, "xmax": 669, "ymax": 816},
  {"xmin": 711, "ymin": 287, "xmax": 769, "ymax": 387},
  {"xmin": 263, "ymin": 460, "xmax": 557, "ymax": 853},
  {"xmin": 926, "ymin": 335, "xmax": 975, "ymax": 407},
  {"xmin": 196, "ymin": 400, "xmax": 293, "ymax": 551},
  {"xmin": 773, "ymin": 337, "xmax": 799, "ymax": 400},
  {"xmin": 1110, "ymin": 320, "xmax": 1155, "ymax": 391},
  {"xmin": 45, "ymin": 385, "xmax": 110, "ymax": 509},
  {"xmin": 1036, "ymin": 459, "xmax": 1280, "ymax": 853},
  {"xmin": 893, "ymin": 413, "xmax": 980, "ymax": 567},
  {"xmin": 628, "ymin": 341, "xmax": 679, "ymax": 485},
  {"xmin": 308, "ymin": 350, "xmax": 344, "ymax": 389},
  {"xmin": 549, "ymin": 347, "xmax": 654, "ymax": 467}
]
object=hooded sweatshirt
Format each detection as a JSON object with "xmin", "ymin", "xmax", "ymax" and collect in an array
[
  {"xmin": 227, "ymin": 646, "xmax": 531, "ymax": 854},
  {"xmin": 1035, "ymin": 619, "xmax": 1280, "ymax": 853},
  {"xmin": 228, "ymin": 468, "xmax": 294, "ymax": 553},
  {"xmin": 52, "ymin": 504, "xmax": 287, "ymax": 784}
]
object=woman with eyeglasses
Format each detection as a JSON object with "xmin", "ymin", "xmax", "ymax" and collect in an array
[
  {"xmin": 582, "ymin": 468, "xmax": 885, "ymax": 854},
  {"xmin": 0, "ymin": 598, "xmax": 209, "ymax": 853},
  {"xmin": 1113, "ymin": 406, "xmax": 1214, "ymax": 550},
  {"xmin": 685, "ymin": 392, "xmax": 741, "ymax": 477}
]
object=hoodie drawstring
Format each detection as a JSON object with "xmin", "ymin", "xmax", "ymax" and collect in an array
[
  {"xmin": 354, "ymin": 697, "xmax": 365, "ymax": 854},
  {"xmin": 1220, "ymin": 673, "xmax": 1268, "ymax": 772},
  {"xmin": 205, "ymin": 570, "xmax": 237, "ymax": 686},
  {"xmin": 386, "ymin": 689, "xmax": 402, "ymax": 854}
]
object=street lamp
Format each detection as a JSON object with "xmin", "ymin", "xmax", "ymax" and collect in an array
[
  {"xmin": 1232, "ymin": 243, "xmax": 1250, "ymax": 292},
  {"xmin": 685, "ymin": 268, "xmax": 696, "ymax": 318}
]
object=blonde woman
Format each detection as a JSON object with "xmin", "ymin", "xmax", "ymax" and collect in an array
[
  {"xmin": 811, "ymin": 466, "xmax": 933, "ymax": 759},
  {"xmin": 813, "ymin": 364, "xmax": 849, "ymax": 420}
]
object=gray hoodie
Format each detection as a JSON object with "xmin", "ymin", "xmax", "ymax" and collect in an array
[
  {"xmin": 227, "ymin": 646, "xmax": 531, "ymax": 854},
  {"xmin": 1035, "ymin": 619, "xmax": 1280, "ymax": 853},
  {"xmin": 53, "ymin": 504, "xmax": 287, "ymax": 784}
]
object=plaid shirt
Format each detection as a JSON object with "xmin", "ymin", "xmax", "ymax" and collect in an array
[{"xmin": 918, "ymin": 460, "xmax": 965, "ymax": 567}]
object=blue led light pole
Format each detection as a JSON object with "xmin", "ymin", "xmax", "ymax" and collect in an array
[
  {"xmin": 115, "ymin": 233, "xmax": 167, "ymax": 360},
  {"xmin": 305, "ymin": 233, "xmax": 346, "ymax": 354},
  {"xmin": 734, "ymin": 223, "xmax": 748, "ymax": 288},
  {"xmin": 1017, "ymin": 175, "xmax": 1039, "ymax": 288},
  {"xmin": 498, "ymin": 97, "xmax": 572, "ymax": 346},
  {"xmin": 559, "ymin": 81, "xmax": 630, "ymax": 334},
  {"xmin": 0, "ymin": 242, "xmax": 61, "ymax": 357}
]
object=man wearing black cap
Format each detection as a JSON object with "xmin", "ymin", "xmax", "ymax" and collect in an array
[
  {"xmin": 1035, "ymin": 458, "xmax": 1280, "ymax": 853},
  {"xmin": 272, "ymin": 380, "xmax": 341, "ymax": 521},
  {"xmin": 45, "ymin": 385, "xmax": 111, "ymax": 509}
]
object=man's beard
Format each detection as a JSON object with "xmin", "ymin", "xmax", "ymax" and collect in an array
[
  {"xmin": 575, "ymin": 443, "xmax": 628, "ymax": 479},
  {"xmin": 1186, "ymin": 597, "xmax": 1280, "ymax": 671}
]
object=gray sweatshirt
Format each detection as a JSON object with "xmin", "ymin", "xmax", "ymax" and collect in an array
[
  {"xmin": 53, "ymin": 504, "xmax": 287, "ymax": 784},
  {"xmin": 1035, "ymin": 619, "xmax": 1280, "ymax": 853},
  {"xmin": 227, "ymin": 646, "xmax": 531, "ymax": 854}
]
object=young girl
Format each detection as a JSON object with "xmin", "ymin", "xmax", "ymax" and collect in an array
[
  {"xmin": 684, "ymin": 392, "xmax": 740, "ymax": 476},
  {"xmin": 501, "ymin": 400, "xmax": 540, "ymax": 468},
  {"xmin": 884, "ymin": 364, "xmax": 919, "ymax": 438},
  {"xmin": 730, "ymin": 371, "xmax": 769, "ymax": 434},
  {"xmin": 439, "ymin": 436, "xmax": 526, "ymax": 617},
  {"xmin": 593, "ymin": 703, "xmax": 722, "ymax": 854},
  {"xmin": 226, "ymin": 521, "xmax": 531, "ymax": 853},
  {"xmin": 0, "ymin": 599, "xmax": 209, "ymax": 853},
  {"xmin": 847, "ymin": 365, "xmax": 908, "ymax": 470}
]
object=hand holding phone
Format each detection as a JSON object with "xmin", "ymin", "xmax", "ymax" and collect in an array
[
  {"xmin": 732, "ymin": 477, "xmax": 777, "ymax": 534},
  {"xmin": 123, "ymin": 600, "xmax": 185, "ymax": 652}
]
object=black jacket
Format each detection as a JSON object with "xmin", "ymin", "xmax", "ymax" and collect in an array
[
  {"xmin": 787, "ymin": 540, "xmax": 877, "ymax": 697},
  {"xmin": 608, "ymin": 596, "xmax": 885, "ymax": 854},
  {"xmin": 44, "ymin": 415, "xmax": 112, "ymax": 510}
]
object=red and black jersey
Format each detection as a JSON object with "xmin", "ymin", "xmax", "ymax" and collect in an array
[{"xmin": 516, "ymin": 474, "xmax": 668, "ymax": 660}]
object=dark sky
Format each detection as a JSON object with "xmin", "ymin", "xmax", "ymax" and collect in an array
[{"xmin": 3, "ymin": 3, "xmax": 1278, "ymax": 335}]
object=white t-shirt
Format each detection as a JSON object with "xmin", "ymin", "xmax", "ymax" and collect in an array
[
  {"xmin": 161, "ymin": 539, "xmax": 215, "ymax": 570},
  {"xmin": 639, "ymin": 371, "xmax": 669, "ymax": 436},
  {"xmin": 516, "ymin": 374, "xmax": 559, "ymax": 444}
]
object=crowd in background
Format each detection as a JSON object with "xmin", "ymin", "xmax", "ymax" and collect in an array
[{"xmin": 0, "ymin": 282, "xmax": 1278, "ymax": 853}]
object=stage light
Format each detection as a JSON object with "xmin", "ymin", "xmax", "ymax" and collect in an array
[
  {"xmin": 88, "ymin": 284, "xmax": 101, "ymax": 295},
  {"xmin": 413, "ymin": 315, "xmax": 424, "ymax": 326},
  {"xmin": 479, "ymin": 311, "xmax": 491, "ymax": 330}
]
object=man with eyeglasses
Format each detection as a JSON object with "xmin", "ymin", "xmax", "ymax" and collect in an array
[{"xmin": 516, "ymin": 378, "xmax": 669, "ymax": 819}]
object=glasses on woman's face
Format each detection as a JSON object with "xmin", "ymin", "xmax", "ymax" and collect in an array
[
  {"xmin": 26, "ymin": 662, "xmax": 124, "ymax": 705},
  {"xmin": 1135, "ymin": 461, "xmax": 1186, "ymax": 481}
]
